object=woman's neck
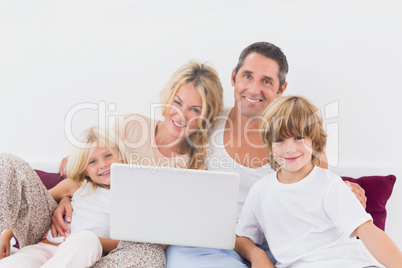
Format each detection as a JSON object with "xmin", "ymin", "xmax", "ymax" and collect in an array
[{"xmin": 155, "ymin": 121, "xmax": 184, "ymax": 157}]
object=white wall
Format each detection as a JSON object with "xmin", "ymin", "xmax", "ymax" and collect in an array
[{"xmin": 1, "ymin": 0, "xmax": 402, "ymax": 246}]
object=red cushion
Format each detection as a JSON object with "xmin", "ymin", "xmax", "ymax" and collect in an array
[
  {"xmin": 342, "ymin": 175, "xmax": 396, "ymax": 231},
  {"xmin": 34, "ymin": 170, "xmax": 65, "ymax": 190}
]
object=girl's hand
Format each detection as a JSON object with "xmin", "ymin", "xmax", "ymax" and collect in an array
[
  {"xmin": 58, "ymin": 156, "xmax": 69, "ymax": 177},
  {"xmin": 0, "ymin": 230, "xmax": 13, "ymax": 259}
]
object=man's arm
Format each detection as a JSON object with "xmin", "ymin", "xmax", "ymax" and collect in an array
[
  {"xmin": 356, "ymin": 220, "xmax": 402, "ymax": 267},
  {"xmin": 235, "ymin": 236, "xmax": 275, "ymax": 268}
]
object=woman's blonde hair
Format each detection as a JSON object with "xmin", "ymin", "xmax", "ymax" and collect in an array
[
  {"xmin": 260, "ymin": 96, "xmax": 327, "ymax": 171},
  {"xmin": 66, "ymin": 127, "xmax": 129, "ymax": 189},
  {"xmin": 160, "ymin": 60, "xmax": 224, "ymax": 169}
]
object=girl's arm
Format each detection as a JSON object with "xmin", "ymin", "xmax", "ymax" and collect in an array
[
  {"xmin": 0, "ymin": 229, "xmax": 14, "ymax": 259},
  {"xmin": 98, "ymin": 237, "xmax": 120, "ymax": 254},
  {"xmin": 235, "ymin": 236, "xmax": 275, "ymax": 268},
  {"xmin": 356, "ymin": 220, "xmax": 402, "ymax": 267},
  {"xmin": 48, "ymin": 178, "xmax": 80, "ymax": 202}
]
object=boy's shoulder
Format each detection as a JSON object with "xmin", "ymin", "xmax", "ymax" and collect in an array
[{"xmin": 249, "ymin": 172, "xmax": 277, "ymax": 193}]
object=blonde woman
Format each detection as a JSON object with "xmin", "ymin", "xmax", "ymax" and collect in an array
[{"xmin": 53, "ymin": 60, "xmax": 224, "ymax": 267}]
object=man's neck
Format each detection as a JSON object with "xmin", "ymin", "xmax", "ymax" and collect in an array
[
  {"xmin": 224, "ymin": 107, "xmax": 268, "ymax": 169},
  {"xmin": 228, "ymin": 106, "xmax": 262, "ymax": 133}
]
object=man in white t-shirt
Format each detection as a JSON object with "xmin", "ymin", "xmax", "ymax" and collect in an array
[{"xmin": 165, "ymin": 42, "xmax": 367, "ymax": 267}]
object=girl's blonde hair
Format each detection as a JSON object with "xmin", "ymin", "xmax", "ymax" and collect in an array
[
  {"xmin": 66, "ymin": 127, "xmax": 129, "ymax": 189},
  {"xmin": 160, "ymin": 60, "xmax": 224, "ymax": 169},
  {"xmin": 260, "ymin": 96, "xmax": 327, "ymax": 171}
]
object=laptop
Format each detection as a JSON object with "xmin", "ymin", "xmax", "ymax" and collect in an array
[{"xmin": 110, "ymin": 163, "xmax": 240, "ymax": 249}]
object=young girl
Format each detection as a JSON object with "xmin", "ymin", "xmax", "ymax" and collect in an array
[
  {"xmin": 0, "ymin": 127, "xmax": 166, "ymax": 267},
  {"xmin": 235, "ymin": 96, "xmax": 402, "ymax": 268}
]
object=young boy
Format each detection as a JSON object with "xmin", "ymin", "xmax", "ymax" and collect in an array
[{"xmin": 235, "ymin": 96, "xmax": 402, "ymax": 268}]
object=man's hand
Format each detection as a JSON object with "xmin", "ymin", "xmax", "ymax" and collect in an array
[
  {"xmin": 58, "ymin": 156, "xmax": 69, "ymax": 177},
  {"xmin": 50, "ymin": 196, "xmax": 73, "ymax": 237},
  {"xmin": 345, "ymin": 181, "xmax": 367, "ymax": 209}
]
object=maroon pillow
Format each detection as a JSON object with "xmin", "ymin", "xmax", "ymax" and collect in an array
[
  {"xmin": 34, "ymin": 170, "xmax": 65, "ymax": 190},
  {"xmin": 342, "ymin": 175, "xmax": 396, "ymax": 231}
]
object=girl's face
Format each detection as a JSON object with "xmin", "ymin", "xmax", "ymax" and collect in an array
[
  {"xmin": 84, "ymin": 144, "xmax": 120, "ymax": 188},
  {"xmin": 272, "ymin": 136, "xmax": 314, "ymax": 182},
  {"xmin": 162, "ymin": 82, "xmax": 203, "ymax": 142}
]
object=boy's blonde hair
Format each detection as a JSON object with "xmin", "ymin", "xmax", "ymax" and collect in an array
[
  {"xmin": 160, "ymin": 60, "xmax": 224, "ymax": 170},
  {"xmin": 260, "ymin": 96, "xmax": 327, "ymax": 171},
  {"xmin": 66, "ymin": 127, "xmax": 129, "ymax": 189}
]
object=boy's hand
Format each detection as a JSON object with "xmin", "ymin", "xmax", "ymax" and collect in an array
[{"xmin": 50, "ymin": 196, "xmax": 73, "ymax": 237}]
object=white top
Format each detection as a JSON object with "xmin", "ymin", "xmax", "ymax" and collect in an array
[
  {"xmin": 236, "ymin": 166, "xmax": 382, "ymax": 268},
  {"xmin": 70, "ymin": 181, "xmax": 111, "ymax": 239},
  {"xmin": 206, "ymin": 108, "xmax": 274, "ymax": 219}
]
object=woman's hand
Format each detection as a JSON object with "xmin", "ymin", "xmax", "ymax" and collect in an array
[
  {"xmin": 345, "ymin": 181, "xmax": 367, "ymax": 209},
  {"xmin": 50, "ymin": 196, "xmax": 73, "ymax": 237},
  {"xmin": 58, "ymin": 156, "xmax": 69, "ymax": 177}
]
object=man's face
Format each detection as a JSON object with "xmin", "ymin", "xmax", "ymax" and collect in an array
[{"xmin": 232, "ymin": 52, "xmax": 287, "ymax": 118}]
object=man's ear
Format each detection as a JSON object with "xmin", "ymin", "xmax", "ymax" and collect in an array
[
  {"xmin": 276, "ymin": 81, "xmax": 288, "ymax": 97},
  {"xmin": 231, "ymin": 68, "xmax": 236, "ymax": 86}
]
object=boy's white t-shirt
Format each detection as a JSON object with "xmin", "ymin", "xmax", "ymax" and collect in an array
[{"xmin": 236, "ymin": 166, "xmax": 382, "ymax": 268}]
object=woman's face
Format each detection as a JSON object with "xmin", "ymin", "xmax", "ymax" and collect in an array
[{"xmin": 163, "ymin": 82, "xmax": 203, "ymax": 143}]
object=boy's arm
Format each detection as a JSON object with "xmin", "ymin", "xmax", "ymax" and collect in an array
[
  {"xmin": 48, "ymin": 178, "xmax": 80, "ymax": 202},
  {"xmin": 235, "ymin": 236, "xmax": 275, "ymax": 268},
  {"xmin": 0, "ymin": 229, "xmax": 14, "ymax": 259},
  {"xmin": 356, "ymin": 220, "xmax": 402, "ymax": 267},
  {"xmin": 98, "ymin": 237, "xmax": 120, "ymax": 254}
]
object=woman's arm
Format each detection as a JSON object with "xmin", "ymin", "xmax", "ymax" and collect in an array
[
  {"xmin": 58, "ymin": 156, "xmax": 69, "ymax": 177},
  {"xmin": 235, "ymin": 236, "xmax": 275, "ymax": 268},
  {"xmin": 48, "ymin": 179, "xmax": 79, "ymax": 237},
  {"xmin": 0, "ymin": 229, "xmax": 14, "ymax": 259},
  {"xmin": 356, "ymin": 220, "xmax": 402, "ymax": 268},
  {"xmin": 48, "ymin": 178, "xmax": 80, "ymax": 202},
  {"xmin": 98, "ymin": 237, "xmax": 120, "ymax": 254}
]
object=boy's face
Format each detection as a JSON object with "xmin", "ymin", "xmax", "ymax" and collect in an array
[{"xmin": 272, "ymin": 136, "xmax": 314, "ymax": 178}]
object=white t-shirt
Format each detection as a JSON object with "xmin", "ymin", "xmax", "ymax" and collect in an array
[
  {"xmin": 206, "ymin": 108, "xmax": 274, "ymax": 219},
  {"xmin": 236, "ymin": 166, "xmax": 382, "ymax": 268},
  {"xmin": 70, "ymin": 181, "xmax": 111, "ymax": 239}
]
